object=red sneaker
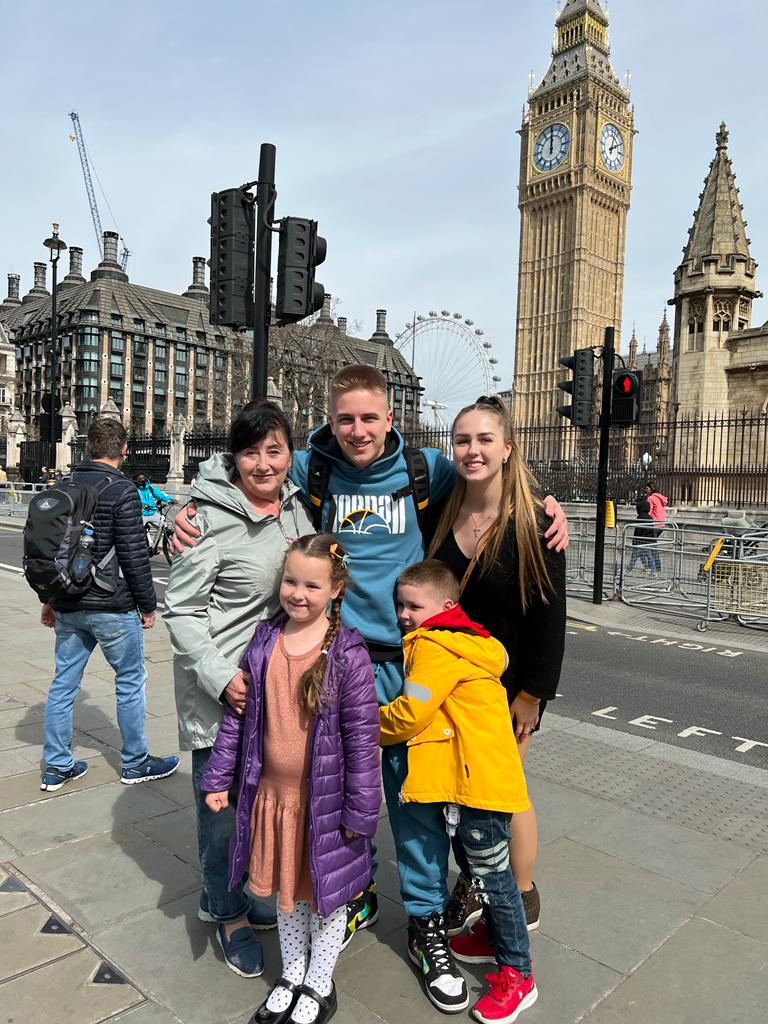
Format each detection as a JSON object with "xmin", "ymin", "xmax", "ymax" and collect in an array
[
  {"xmin": 472, "ymin": 965, "xmax": 537, "ymax": 1024},
  {"xmin": 450, "ymin": 919, "xmax": 496, "ymax": 964}
]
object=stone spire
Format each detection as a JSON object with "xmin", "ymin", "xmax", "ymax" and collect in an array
[
  {"xmin": 532, "ymin": 0, "xmax": 626, "ymax": 100},
  {"xmin": 657, "ymin": 309, "xmax": 670, "ymax": 371},
  {"xmin": 683, "ymin": 123, "xmax": 750, "ymax": 264},
  {"xmin": 628, "ymin": 325, "xmax": 638, "ymax": 369}
]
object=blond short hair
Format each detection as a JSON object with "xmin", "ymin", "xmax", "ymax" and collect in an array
[{"xmin": 330, "ymin": 364, "xmax": 388, "ymax": 408}]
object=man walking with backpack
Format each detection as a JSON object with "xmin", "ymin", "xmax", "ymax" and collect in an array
[{"xmin": 30, "ymin": 417, "xmax": 179, "ymax": 792}]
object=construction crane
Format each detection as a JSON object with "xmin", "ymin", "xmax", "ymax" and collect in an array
[{"xmin": 68, "ymin": 111, "xmax": 130, "ymax": 271}]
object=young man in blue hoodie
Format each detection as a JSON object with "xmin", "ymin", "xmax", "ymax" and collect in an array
[{"xmin": 175, "ymin": 365, "xmax": 568, "ymax": 1013}]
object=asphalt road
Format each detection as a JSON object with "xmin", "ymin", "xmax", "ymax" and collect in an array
[{"xmin": 2, "ymin": 523, "xmax": 765, "ymax": 768}]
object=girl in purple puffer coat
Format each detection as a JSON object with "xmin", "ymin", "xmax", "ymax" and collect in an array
[{"xmin": 202, "ymin": 534, "xmax": 381, "ymax": 1024}]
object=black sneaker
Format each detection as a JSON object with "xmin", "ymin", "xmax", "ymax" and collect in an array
[
  {"xmin": 407, "ymin": 912, "xmax": 468, "ymax": 1014},
  {"xmin": 444, "ymin": 873, "xmax": 483, "ymax": 936},
  {"xmin": 340, "ymin": 882, "xmax": 378, "ymax": 951},
  {"xmin": 521, "ymin": 882, "xmax": 540, "ymax": 932}
]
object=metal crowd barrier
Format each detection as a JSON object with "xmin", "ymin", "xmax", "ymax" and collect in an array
[
  {"xmin": 0, "ymin": 482, "xmax": 49, "ymax": 517},
  {"xmin": 563, "ymin": 515, "xmax": 620, "ymax": 601},
  {"xmin": 703, "ymin": 532, "xmax": 768, "ymax": 631}
]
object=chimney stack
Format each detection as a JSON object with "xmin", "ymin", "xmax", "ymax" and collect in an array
[
  {"xmin": 91, "ymin": 230, "xmax": 128, "ymax": 283},
  {"xmin": 318, "ymin": 293, "xmax": 333, "ymax": 322},
  {"xmin": 23, "ymin": 262, "xmax": 50, "ymax": 302},
  {"xmin": 103, "ymin": 231, "xmax": 120, "ymax": 265},
  {"xmin": 2, "ymin": 273, "xmax": 21, "ymax": 306},
  {"xmin": 337, "ymin": 317, "xmax": 347, "ymax": 334},
  {"xmin": 183, "ymin": 256, "xmax": 209, "ymax": 299},
  {"xmin": 370, "ymin": 308, "xmax": 393, "ymax": 346},
  {"xmin": 60, "ymin": 246, "xmax": 86, "ymax": 288}
]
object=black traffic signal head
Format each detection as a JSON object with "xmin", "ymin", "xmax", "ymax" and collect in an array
[
  {"xmin": 209, "ymin": 188, "xmax": 255, "ymax": 328},
  {"xmin": 556, "ymin": 347, "xmax": 594, "ymax": 427},
  {"xmin": 611, "ymin": 369, "xmax": 643, "ymax": 425},
  {"xmin": 275, "ymin": 217, "xmax": 327, "ymax": 324}
]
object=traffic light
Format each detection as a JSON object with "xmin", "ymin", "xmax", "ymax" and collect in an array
[
  {"xmin": 556, "ymin": 347, "xmax": 595, "ymax": 427},
  {"xmin": 209, "ymin": 188, "xmax": 255, "ymax": 328},
  {"xmin": 611, "ymin": 369, "xmax": 643, "ymax": 425},
  {"xmin": 275, "ymin": 217, "xmax": 327, "ymax": 323}
]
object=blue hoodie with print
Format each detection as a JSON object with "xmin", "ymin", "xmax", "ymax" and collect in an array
[{"xmin": 291, "ymin": 425, "xmax": 455, "ymax": 657}]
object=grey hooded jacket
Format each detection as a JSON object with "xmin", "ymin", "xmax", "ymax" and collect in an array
[{"xmin": 163, "ymin": 453, "xmax": 314, "ymax": 750}]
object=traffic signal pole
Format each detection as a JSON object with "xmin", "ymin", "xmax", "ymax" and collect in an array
[
  {"xmin": 593, "ymin": 325, "xmax": 615, "ymax": 605},
  {"xmin": 252, "ymin": 143, "xmax": 276, "ymax": 400}
]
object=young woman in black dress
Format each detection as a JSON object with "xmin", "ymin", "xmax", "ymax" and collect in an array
[{"xmin": 430, "ymin": 396, "xmax": 566, "ymax": 936}]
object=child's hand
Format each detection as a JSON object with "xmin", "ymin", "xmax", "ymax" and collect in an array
[
  {"xmin": 344, "ymin": 829, "xmax": 360, "ymax": 839},
  {"xmin": 205, "ymin": 791, "xmax": 230, "ymax": 813}
]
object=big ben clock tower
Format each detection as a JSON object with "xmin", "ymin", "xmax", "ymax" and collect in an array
[{"xmin": 512, "ymin": 0, "xmax": 634, "ymax": 428}]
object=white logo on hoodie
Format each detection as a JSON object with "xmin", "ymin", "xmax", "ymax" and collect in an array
[{"xmin": 333, "ymin": 493, "xmax": 407, "ymax": 535}]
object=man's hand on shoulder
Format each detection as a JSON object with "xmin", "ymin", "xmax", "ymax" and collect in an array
[
  {"xmin": 543, "ymin": 496, "xmax": 569, "ymax": 552},
  {"xmin": 171, "ymin": 500, "xmax": 200, "ymax": 554}
]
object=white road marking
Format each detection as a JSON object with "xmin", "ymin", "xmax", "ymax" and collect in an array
[
  {"xmin": 0, "ymin": 561, "xmax": 23, "ymax": 574},
  {"xmin": 588, "ymin": 706, "xmax": 767, "ymax": 756}
]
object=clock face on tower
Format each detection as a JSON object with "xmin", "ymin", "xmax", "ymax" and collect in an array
[
  {"xmin": 533, "ymin": 123, "xmax": 571, "ymax": 172},
  {"xmin": 600, "ymin": 123, "xmax": 625, "ymax": 172}
]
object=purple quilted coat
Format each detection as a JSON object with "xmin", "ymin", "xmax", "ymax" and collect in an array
[{"xmin": 201, "ymin": 614, "xmax": 382, "ymax": 918}]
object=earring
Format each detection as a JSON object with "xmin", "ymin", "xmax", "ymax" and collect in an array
[{"xmin": 503, "ymin": 458, "xmax": 508, "ymax": 465}]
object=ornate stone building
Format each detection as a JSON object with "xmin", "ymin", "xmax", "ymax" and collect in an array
[
  {"xmin": 512, "ymin": 0, "xmax": 634, "ymax": 427},
  {"xmin": 669, "ymin": 124, "xmax": 762, "ymax": 415}
]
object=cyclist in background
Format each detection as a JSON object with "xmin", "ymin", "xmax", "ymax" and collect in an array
[{"xmin": 135, "ymin": 474, "xmax": 175, "ymax": 526}]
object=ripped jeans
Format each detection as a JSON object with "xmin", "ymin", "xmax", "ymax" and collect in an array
[{"xmin": 453, "ymin": 807, "xmax": 531, "ymax": 976}]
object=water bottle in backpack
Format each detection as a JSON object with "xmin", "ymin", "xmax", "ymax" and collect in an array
[{"xmin": 71, "ymin": 525, "xmax": 95, "ymax": 583}]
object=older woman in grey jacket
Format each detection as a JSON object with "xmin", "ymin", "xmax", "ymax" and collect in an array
[{"xmin": 164, "ymin": 401, "xmax": 313, "ymax": 979}]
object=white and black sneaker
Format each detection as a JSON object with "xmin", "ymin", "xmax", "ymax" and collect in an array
[{"xmin": 407, "ymin": 912, "xmax": 468, "ymax": 1014}]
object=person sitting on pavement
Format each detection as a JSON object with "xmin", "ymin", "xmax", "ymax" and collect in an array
[
  {"xmin": 380, "ymin": 560, "xmax": 537, "ymax": 1024},
  {"xmin": 202, "ymin": 534, "xmax": 381, "ymax": 1024},
  {"xmin": 135, "ymin": 474, "xmax": 175, "ymax": 526},
  {"xmin": 163, "ymin": 401, "xmax": 315, "ymax": 979},
  {"xmin": 39, "ymin": 416, "xmax": 180, "ymax": 791}
]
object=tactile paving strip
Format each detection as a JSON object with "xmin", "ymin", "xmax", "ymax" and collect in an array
[{"xmin": 530, "ymin": 730, "xmax": 768, "ymax": 852}]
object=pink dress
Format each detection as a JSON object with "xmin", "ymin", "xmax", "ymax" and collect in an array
[{"xmin": 247, "ymin": 634, "xmax": 320, "ymax": 913}]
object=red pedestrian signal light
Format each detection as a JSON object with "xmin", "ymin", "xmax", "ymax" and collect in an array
[
  {"xmin": 611, "ymin": 369, "xmax": 642, "ymax": 425},
  {"xmin": 614, "ymin": 372, "xmax": 639, "ymax": 397}
]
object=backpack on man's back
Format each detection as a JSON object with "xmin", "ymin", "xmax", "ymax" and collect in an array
[{"xmin": 23, "ymin": 475, "xmax": 118, "ymax": 601}]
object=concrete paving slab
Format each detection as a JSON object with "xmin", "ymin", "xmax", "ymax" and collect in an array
[
  {"xmin": 95, "ymin": 890, "xmax": 278, "ymax": 1024},
  {"xmin": 584, "ymin": 916, "xmax": 768, "ymax": 1023},
  {"xmin": 526, "ymin": 777, "xmax": 608, "ymax": 846},
  {"xmin": 0, "ymin": 902, "xmax": 84, "ymax": 976},
  {"xmin": 130, "ymin": 805, "xmax": 200, "ymax": 866},
  {"xmin": 336, "ymin": 891, "xmax": 406, "ymax": 960},
  {"xmin": 113, "ymin": 1002, "xmax": 184, "ymax": 1024},
  {"xmin": 143, "ymin": 760, "xmax": 194, "ymax": 809},
  {"xmin": 2, "ymin": 946, "xmax": 144, "ymax": 1023},
  {"xmin": 15, "ymin": 828, "xmax": 201, "ymax": 934},
  {"xmin": 0, "ymin": 747, "xmax": 35, "ymax": 778},
  {"xmin": 566, "ymin": 806, "xmax": 755, "ymax": 893},
  {"xmin": 0, "ymin": 866, "xmax": 35, "ymax": 915},
  {"xmin": 524, "ymin": 932, "xmax": 623, "ymax": 1023},
  {"xmin": 0, "ymin": 780, "xmax": 178, "ymax": 854},
  {"xmin": 0, "ymin": 755, "xmax": 119, "ymax": 811},
  {"xmin": 701, "ymin": 854, "xmax": 768, "ymax": 944},
  {"xmin": 535, "ymin": 838, "xmax": 706, "ymax": 974}
]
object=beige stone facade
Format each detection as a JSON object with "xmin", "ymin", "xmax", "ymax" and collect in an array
[{"xmin": 512, "ymin": 0, "xmax": 633, "ymax": 428}]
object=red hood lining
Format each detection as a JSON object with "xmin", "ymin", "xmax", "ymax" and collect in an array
[{"xmin": 420, "ymin": 604, "xmax": 490, "ymax": 637}]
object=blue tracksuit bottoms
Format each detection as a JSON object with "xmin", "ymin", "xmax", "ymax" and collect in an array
[{"xmin": 374, "ymin": 659, "xmax": 451, "ymax": 919}]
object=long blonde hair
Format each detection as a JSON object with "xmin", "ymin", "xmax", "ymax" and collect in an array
[
  {"xmin": 283, "ymin": 534, "xmax": 350, "ymax": 714},
  {"xmin": 428, "ymin": 396, "xmax": 552, "ymax": 611}
]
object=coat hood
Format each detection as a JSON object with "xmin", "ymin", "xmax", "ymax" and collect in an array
[
  {"xmin": 193, "ymin": 452, "xmax": 303, "ymax": 522},
  {"xmin": 404, "ymin": 604, "xmax": 507, "ymax": 679}
]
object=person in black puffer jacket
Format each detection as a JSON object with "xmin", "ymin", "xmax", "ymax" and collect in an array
[{"xmin": 39, "ymin": 416, "xmax": 179, "ymax": 792}]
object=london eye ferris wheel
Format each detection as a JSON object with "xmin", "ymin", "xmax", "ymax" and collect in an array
[{"xmin": 395, "ymin": 311, "xmax": 501, "ymax": 427}]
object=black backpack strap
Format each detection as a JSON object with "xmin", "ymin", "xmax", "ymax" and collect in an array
[
  {"xmin": 307, "ymin": 451, "xmax": 335, "ymax": 532},
  {"xmin": 390, "ymin": 447, "xmax": 431, "ymax": 542}
]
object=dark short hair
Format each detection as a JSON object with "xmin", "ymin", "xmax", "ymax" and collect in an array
[
  {"xmin": 397, "ymin": 559, "xmax": 460, "ymax": 603},
  {"xmin": 87, "ymin": 418, "xmax": 128, "ymax": 460},
  {"xmin": 228, "ymin": 401, "xmax": 293, "ymax": 455}
]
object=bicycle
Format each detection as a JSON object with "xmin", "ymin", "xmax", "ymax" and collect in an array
[{"xmin": 143, "ymin": 499, "xmax": 176, "ymax": 566}]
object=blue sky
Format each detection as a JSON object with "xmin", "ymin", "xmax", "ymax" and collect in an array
[{"xmin": 3, "ymin": 0, "xmax": 767, "ymax": 391}]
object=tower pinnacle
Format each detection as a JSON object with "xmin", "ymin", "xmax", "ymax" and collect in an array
[{"xmin": 684, "ymin": 123, "xmax": 749, "ymax": 263}]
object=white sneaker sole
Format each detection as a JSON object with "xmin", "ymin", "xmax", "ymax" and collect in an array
[
  {"xmin": 120, "ymin": 763, "xmax": 179, "ymax": 785},
  {"xmin": 340, "ymin": 906, "xmax": 379, "ymax": 950},
  {"xmin": 407, "ymin": 947, "xmax": 469, "ymax": 1014},
  {"xmin": 452, "ymin": 948, "xmax": 496, "ymax": 965},
  {"xmin": 198, "ymin": 907, "xmax": 277, "ymax": 930},
  {"xmin": 472, "ymin": 984, "xmax": 538, "ymax": 1024},
  {"xmin": 40, "ymin": 766, "xmax": 88, "ymax": 792}
]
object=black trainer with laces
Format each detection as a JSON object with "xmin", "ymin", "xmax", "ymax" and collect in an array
[
  {"xmin": 407, "ymin": 912, "xmax": 469, "ymax": 1014},
  {"xmin": 444, "ymin": 873, "xmax": 484, "ymax": 936},
  {"xmin": 340, "ymin": 882, "xmax": 378, "ymax": 951}
]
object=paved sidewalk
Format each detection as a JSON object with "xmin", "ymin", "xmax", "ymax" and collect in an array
[{"xmin": 1, "ymin": 573, "xmax": 767, "ymax": 1024}]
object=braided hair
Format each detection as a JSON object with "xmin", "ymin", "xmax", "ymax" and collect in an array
[{"xmin": 285, "ymin": 533, "xmax": 350, "ymax": 715}]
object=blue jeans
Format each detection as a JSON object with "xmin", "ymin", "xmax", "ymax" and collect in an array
[
  {"xmin": 453, "ymin": 807, "xmax": 531, "ymax": 976},
  {"xmin": 192, "ymin": 747, "xmax": 250, "ymax": 923},
  {"xmin": 374, "ymin": 661, "xmax": 450, "ymax": 919},
  {"xmin": 44, "ymin": 610, "xmax": 149, "ymax": 772}
]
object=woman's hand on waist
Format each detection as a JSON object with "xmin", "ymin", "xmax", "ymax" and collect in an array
[{"xmin": 510, "ymin": 691, "xmax": 540, "ymax": 740}]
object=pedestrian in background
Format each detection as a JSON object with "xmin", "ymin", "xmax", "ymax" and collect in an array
[
  {"xmin": 628, "ymin": 487, "xmax": 656, "ymax": 574},
  {"xmin": 202, "ymin": 534, "xmax": 380, "ymax": 1024},
  {"xmin": 38, "ymin": 417, "xmax": 179, "ymax": 791}
]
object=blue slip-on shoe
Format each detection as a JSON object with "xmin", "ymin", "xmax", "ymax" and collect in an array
[
  {"xmin": 40, "ymin": 760, "xmax": 88, "ymax": 792},
  {"xmin": 198, "ymin": 890, "xmax": 277, "ymax": 930},
  {"xmin": 121, "ymin": 753, "xmax": 180, "ymax": 785},
  {"xmin": 216, "ymin": 922, "xmax": 264, "ymax": 978}
]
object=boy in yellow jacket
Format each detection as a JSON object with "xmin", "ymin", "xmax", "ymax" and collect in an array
[{"xmin": 380, "ymin": 560, "xmax": 537, "ymax": 1024}]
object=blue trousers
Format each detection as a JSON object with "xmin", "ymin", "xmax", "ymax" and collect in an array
[
  {"xmin": 374, "ymin": 660, "xmax": 450, "ymax": 919},
  {"xmin": 453, "ymin": 808, "xmax": 531, "ymax": 975},
  {"xmin": 44, "ymin": 610, "xmax": 149, "ymax": 772}
]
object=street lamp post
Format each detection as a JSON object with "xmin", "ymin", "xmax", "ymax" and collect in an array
[{"xmin": 43, "ymin": 224, "xmax": 67, "ymax": 470}]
